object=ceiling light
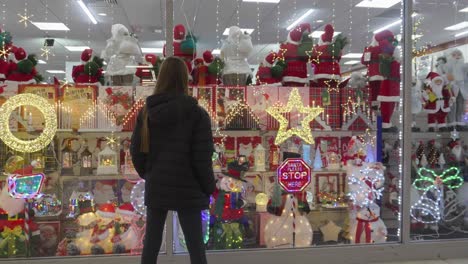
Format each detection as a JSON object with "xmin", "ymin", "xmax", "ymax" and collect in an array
[
  {"xmin": 31, "ymin": 22, "xmax": 70, "ymax": 31},
  {"xmin": 342, "ymin": 53, "xmax": 362, "ymax": 59},
  {"xmin": 344, "ymin": 60, "xmax": 361, "ymax": 65},
  {"xmin": 125, "ymin": 65, "xmax": 153, "ymax": 69},
  {"xmin": 287, "ymin": 9, "xmax": 314, "ymax": 31},
  {"xmin": 37, "ymin": 60, "xmax": 47, "ymax": 64},
  {"xmin": 396, "ymin": 34, "xmax": 423, "ymax": 41},
  {"xmin": 373, "ymin": 13, "xmax": 418, "ymax": 34},
  {"xmin": 445, "ymin": 21, "xmax": 468, "ymax": 31},
  {"xmin": 65, "ymin": 46, "xmax": 90, "ymax": 52},
  {"xmin": 77, "ymin": 0, "xmax": 98, "ymax": 24},
  {"xmin": 141, "ymin": 48, "xmax": 163, "ymax": 53},
  {"xmin": 316, "ymin": 20, "xmax": 324, "ymax": 23},
  {"xmin": 212, "ymin": 49, "xmax": 221, "ymax": 55},
  {"xmin": 243, "ymin": 0, "xmax": 280, "ymax": 3},
  {"xmin": 356, "ymin": 0, "xmax": 400, "ymax": 8},
  {"xmin": 310, "ymin": 31, "xmax": 341, "ymax": 38},
  {"xmin": 460, "ymin": 7, "xmax": 468, "ymax": 12},
  {"xmin": 98, "ymin": 13, "xmax": 107, "ymax": 16},
  {"xmin": 46, "ymin": 70, "xmax": 66, "ymax": 74},
  {"xmin": 455, "ymin": 30, "xmax": 468, "ymax": 37},
  {"xmin": 223, "ymin": 28, "xmax": 255, "ymax": 36}
]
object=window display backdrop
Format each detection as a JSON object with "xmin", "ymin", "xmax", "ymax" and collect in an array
[
  {"xmin": 409, "ymin": 1, "xmax": 468, "ymax": 241},
  {"xmin": 172, "ymin": 0, "xmax": 403, "ymax": 252},
  {"xmin": 1, "ymin": 0, "xmax": 468, "ymax": 264}
]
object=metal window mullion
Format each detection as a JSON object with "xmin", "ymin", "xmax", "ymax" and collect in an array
[{"xmin": 401, "ymin": 0, "xmax": 413, "ymax": 245}]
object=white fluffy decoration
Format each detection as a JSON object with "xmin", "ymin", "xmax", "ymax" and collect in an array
[
  {"xmin": 348, "ymin": 72, "xmax": 367, "ymax": 89},
  {"xmin": 221, "ymin": 26, "xmax": 253, "ymax": 75},
  {"xmin": 0, "ymin": 187, "xmax": 25, "ymax": 216},
  {"xmin": 264, "ymin": 194, "xmax": 312, "ymax": 248}
]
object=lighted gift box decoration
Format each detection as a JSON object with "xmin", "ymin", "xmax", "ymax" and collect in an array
[
  {"xmin": 80, "ymin": 146, "xmax": 93, "ymax": 176},
  {"xmin": 97, "ymin": 145, "xmax": 119, "ymax": 175}
]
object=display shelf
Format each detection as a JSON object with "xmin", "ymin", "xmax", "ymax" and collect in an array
[{"xmin": 61, "ymin": 174, "xmax": 126, "ymax": 181}]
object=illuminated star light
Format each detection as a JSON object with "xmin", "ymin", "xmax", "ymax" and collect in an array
[
  {"xmin": 358, "ymin": 128, "xmax": 376, "ymax": 147},
  {"xmin": 266, "ymin": 88, "xmax": 323, "ymax": 145},
  {"xmin": 18, "ymin": 11, "xmax": 33, "ymax": 27},
  {"xmin": 324, "ymin": 79, "xmax": 342, "ymax": 93},
  {"xmin": 105, "ymin": 132, "xmax": 120, "ymax": 149},
  {"xmin": 0, "ymin": 44, "xmax": 11, "ymax": 59},
  {"xmin": 41, "ymin": 46, "xmax": 54, "ymax": 61},
  {"xmin": 307, "ymin": 49, "xmax": 322, "ymax": 64}
]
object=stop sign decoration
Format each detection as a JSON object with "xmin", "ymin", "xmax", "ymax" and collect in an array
[{"xmin": 277, "ymin": 158, "xmax": 311, "ymax": 193}]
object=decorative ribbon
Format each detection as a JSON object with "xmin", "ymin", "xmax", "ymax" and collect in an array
[
  {"xmin": 355, "ymin": 217, "xmax": 378, "ymax": 244},
  {"xmin": 413, "ymin": 167, "xmax": 462, "ymax": 192},
  {"xmin": 0, "ymin": 226, "xmax": 25, "ymax": 256}
]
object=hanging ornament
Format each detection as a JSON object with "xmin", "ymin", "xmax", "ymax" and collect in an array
[
  {"xmin": 40, "ymin": 46, "xmax": 54, "ymax": 61},
  {"xmin": 131, "ymin": 180, "xmax": 146, "ymax": 216},
  {"xmin": 17, "ymin": 11, "xmax": 33, "ymax": 28}
]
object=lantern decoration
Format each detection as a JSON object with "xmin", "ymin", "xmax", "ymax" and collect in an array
[
  {"xmin": 255, "ymin": 193, "xmax": 268, "ymax": 212},
  {"xmin": 253, "ymin": 144, "xmax": 266, "ymax": 172},
  {"xmin": 131, "ymin": 180, "xmax": 146, "ymax": 216},
  {"xmin": 31, "ymin": 153, "xmax": 45, "ymax": 173},
  {"xmin": 32, "ymin": 194, "xmax": 62, "ymax": 217},
  {"xmin": 61, "ymin": 139, "xmax": 79, "ymax": 175},
  {"xmin": 80, "ymin": 146, "xmax": 93, "ymax": 176},
  {"xmin": 97, "ymin": 145, "xmax": 119, "ymax": 175},
  {"xmin": 7, "ymin": 173, "xmax": 45, "ymax": 199},
  {"xmin": 269, "ymin": 145, "xmax": 280, "ymax": 171}
]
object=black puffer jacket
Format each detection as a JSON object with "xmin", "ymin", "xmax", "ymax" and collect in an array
[{"xmin": 130, "ymin": 93, "xmax": 215, "ymax": 210}]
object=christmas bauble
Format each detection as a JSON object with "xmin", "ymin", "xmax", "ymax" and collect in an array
[{"xmin": 131, "ymin": 180, "xmax": 146, "ymax": 216}]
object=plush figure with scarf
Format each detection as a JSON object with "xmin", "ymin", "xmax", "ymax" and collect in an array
[
  {"xmin": 350, "ymin": 202, "xmax": 387, "ymax": 244},
  {"xmin": 311, "ymin": 24, "xmax": 348, "ymax": 86},
  {"xmin": 211, "ymin": 160, "xmax": 250, "ymax": 249},
  {"xmin": 101, "ymin": 24, "xmax": 141, "ymax": 86},
  {"xmin": 264, "ymin": 194, "xmax": 312, "ymax": 248},
  {"xmin": 112, "ymin": 203, "xmax": 139, "ymax": 253},
  {"xmin": 422, "ymin": 72, "xmax": 454, "ymax": 132},
  {"xmin": 256, "ymin": 52, "xmax": 283, "ymax": 85},
  {"xmin": 6, "ymin": 47, "xmax": 42, "ymax": 84},
  {"xmin": 277, "ymin": 23, "xmax": 311, "ymax": 86},
  {"xmin": 192, "ymin": 50, "xmax": 222, "ymax": 85},
  {"xmin": 135, "ymin": 54, "xmax": 162, "ymax": 84},
  {"xmin": 72, "ymin": 49, "xmax": 105, "ymax": 85},
  {"xmin": 89, "ymin": 203, "xmax": 116, "ymax": 254},
  {"xmin": 220, "ymin": 26, "xmax": 253, "ymax": 86},
  {"xmin": 163, "ymin": 24, "xmax": 197, "ymax": 81},
  {"xmin": 0, "ymin": 29, "xmax": 13, "ymax": 82},
  {"xmin": 445, "ymin": 49, "xmax": 468, "ymax": 130}
]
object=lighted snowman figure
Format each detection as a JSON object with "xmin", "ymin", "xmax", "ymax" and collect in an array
[
  {"xmin": 72, "ymin": 209, "xmax": 98, "ymax": 255},
  {"xmin": 90, "ymin": 203, "xmax": 116, "ymax": 254},
  {"xmin": 264, "ymin": 194, "xmax": 313, "ymax": 248},
  {"xmin": 113, "ymin": 203, "xmax": 139, "ymax": 252},
  {"xmin": 350, "ymin": 202, "xmax": 387, "ymax": 244}
]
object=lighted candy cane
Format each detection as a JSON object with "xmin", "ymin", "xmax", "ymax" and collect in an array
[
  {"xmin": 411, "ymin": 167, "xmax": 463, "ymax": 224},
  {"xmin": 291, "ymin": 195, "xmax": 296, "ymax": 247}
]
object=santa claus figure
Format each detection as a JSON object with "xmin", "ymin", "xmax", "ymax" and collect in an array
[
  {"xmin": 311, "ymin": 24, "xmax": 347, "ymax": 85},
  {"xmin": 72, "ymin": 49, "xmax": 104, "ymax": 85},
  {"xmin": 164, "ymin": 24, "xmax": 196, "ymax": 79},
  {"xmin": 6, "ymin": 47, "xmax": 39, "ymax": 84},
  {"xmin": 135, "ymin": 54, "xmax": 161, "ymax": 84},
  {"xmin": 279, "ymin": 23, "xmax": 311, "ymax": 86},
  {"xmin": 221, "ymin": 26, "xmax": 253, "ymax": 86},
  {"xmin": 361, "ymin": 30, "xmax": 395, "ymax": 106},
  {"xmin": 192, "ymin": 50, "xmax": 219, "ymax": 86},
  {"xmin": 256, "ymin": 52, "xmax": 282, "ymax": 85},
  {"xmin": 422, "ymin": 72, "xmax": 454, "ymax": 132},
  {"xmin": 446, "ymin": 49, "xmax": 467, "ymax": 130},
  {"xmin": 102, "ymin": 24, "xmax": 141, "ymax": 86}
]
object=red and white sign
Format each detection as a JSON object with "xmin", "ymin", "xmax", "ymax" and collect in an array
[{"xmin": 277, "ymin": 158, "xmax": 311, "ymax": 193}]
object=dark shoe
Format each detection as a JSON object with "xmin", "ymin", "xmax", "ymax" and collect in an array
[
  {"xmin": 412, "ymin": 127, "xmax": 421, "ymax": 132},
  {"xmin": 438, "ymin": 127, "xmax": 450, "ymax": 132},
  {"xmin": 382, "ymin": 126, "xmax": 399, "ymax": 133},
  {"xmin": 428, "ymin": 127, "xmax": 435, "ymax": 132},
  {"xmin": 456, "ymin": 125, "xmax": 464, "ymax": 131}
]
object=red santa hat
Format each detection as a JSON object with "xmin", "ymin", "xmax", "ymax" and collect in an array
[
  {"xmin": 96, "ymin": 203, "xmax": 116, "ymax": 219},
  {"xmin": 174, "ymin": 24, "xmax": 186, "ymax": 41},
  {"xmin": 299, "ymin": 23, "xmax": 311, "ymax": 34},
  {"xmin": 203, "ymin": 50, "xmax": 213, "ymax": 64},
  {"xmin": 289, "ymin": 25, "xmax": 304, "ymax": 43},
  {"xmin": 145, "ymin": 54, "xmax": 157, "ymax": 65},
  {"xmin": 81, "ymin": 49, "xmax": 93, "ymax": 63},
  {"xmin": 116, "ymin": 203, "xmax": 136, "ymax": 217},
  {"xmin": 425, "ymin": 72, "xmax": 444, "ymax": 86},
  {"xmin": 14, "ymin": 47, "xmax": 27, "ymax": 62},
  {"xmin": 194, "ymin": 58, "xmax": 204, "ymax": 66},
  {"xmin": 375, "ymin": 30, "xmax": 395, "ymax": 42},
  {"xmin": 321, "ymin": 24, "xmax": 334, "ymax": 44}
]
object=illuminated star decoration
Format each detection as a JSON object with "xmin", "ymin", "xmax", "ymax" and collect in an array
[
  {"xmin": 358, "ymin": 128, "xmax": 376, "ymax": 148},
  {"xmin": 0, "ymin": 44, "xmax": 11, "ymax": 60},
  {"xmin": 307, "ymin": 49, "xmax": 322, "ymax": 64},
  {"xmin": 341, "ymin": 96, "xmax": 360, "ymax": 117},
  {"xmin": 266, "ymin": 88, "xmax": 323, "ymax": 145},
  {"xmin": 324, "ymin": 79, "xmax": 343, "ymax": 93},
  {"xmin": 40, "ymin": 46, "xmax": 54, "ymax": 61},
  {"xmin": 18, "ymin": 11, "xmax": 33, "ymax": 28},
  {"xmin": 105, "ymin": 132, "xmax": 120, "ymax": 150},
  {"xmin": 451, "ymin": 129, "xmax": 460, "ymax": 141}
]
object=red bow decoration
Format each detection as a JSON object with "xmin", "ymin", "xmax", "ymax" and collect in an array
[{"xmin": 355, "ymin": 217, "xmax": 378, "ymax": 243}]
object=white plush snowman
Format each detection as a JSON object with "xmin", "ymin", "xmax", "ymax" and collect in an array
[
  {"xmin": 264, "ymin": 194, "xmax": 313, "ymax": 248},
  {"xmin": 350, "ymin": 202, "xmax": 387, "ymax": 244}
]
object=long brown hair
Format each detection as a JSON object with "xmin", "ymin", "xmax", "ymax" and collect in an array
[{"xmin": 140, "ymin": 56, "xmax": 189, "ymax": 153}]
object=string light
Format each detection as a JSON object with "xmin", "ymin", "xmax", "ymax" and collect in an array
[
  {"xmin": 105, "ymin": 131, "xmax": 120, "ymax": 150},
  {"xmin": 266, "ymin": 88, "xmax": 323, "ymax": 145},
  {"xmin": 348, "ymin": 163, "xmax": 385, "ymax": 207},
  {"xmin": 40, "ymin": 46, "xmax": 54, "ymax": 61},
  {"xmin": 131, "ymin": 180, "xmax": 146, "ymax": 216},
  {"xmin": 410, "ymin": 186, "xmax": 442, "ymax": 224},
  {"xmin": 7, "ymin": 173, "xmax": 45, "ymax": 199},
  {"xmin": 0, "ymin": 43, "xmax": 10, "ymax": 58},
  {"xmin": 413, "ymin": 167, "xmax": 462, "ymax": 192},
  {"xmin": 0, "ymin": 94, "xmax": 57, "ymax": 153},
  {"xmin": 224, "ymin": 101, "xmax": 261, "ymax": 128},
  {"xmin": 17, "ymin": 2, "xmax": 33, "ymax": 28}
]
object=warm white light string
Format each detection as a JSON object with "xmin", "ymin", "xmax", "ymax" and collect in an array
[{"xmin": 397, "ymin": 0, "xmax": 404, "ymax": 239}]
